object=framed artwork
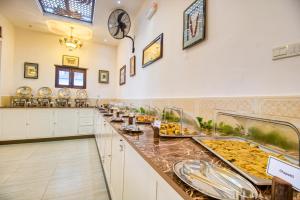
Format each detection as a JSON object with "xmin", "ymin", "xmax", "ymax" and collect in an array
[
  {"xmin": 130, "ymin": 56, "xmax": 136, "ymax": 76},
  {"xmin": 183, "ymin": 0, "xmax": 206, "ymax": 49},
  {"xmin": 0, "ymin": 26, "xmax": 2, "ymax": 38},
  {"xmin": 24, "ymin": 62, "xmax": 38, "ymax": 79},
  {"xmin": 99, "ymin": 70, "xmax": 109, "ymax": 84},
  {"xmin": 119, "ymin": 65, "xmax": 126, "ymax": 85},
  {"xmin": 142, "ymin": 33, "xmax": 163, "ymax": 68},
  {"xmin": 62, "ymin": 55, "xmax": 79, "ymax": 67}
]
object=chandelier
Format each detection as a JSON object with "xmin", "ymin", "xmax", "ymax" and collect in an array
[{"xmin": 59, "ymin": 27, "xmax": 83, "ymax": 51}]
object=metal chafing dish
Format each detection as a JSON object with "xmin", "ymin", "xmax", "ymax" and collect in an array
[
  {"xmin": 159, "ymin": 107, "xmax": 200, "ymax": 138},
  {"xmin": 36, "ymin": 87, "xmax": 53, "ymax": 107},
  {"xmin": 173, "ymin": 160, "xmax": 258, "ymax": 200},
  {"xmin": 193, "ymin": 112, "xmax": 300, "ymax": 186},
  {"xmin": 11, "ymin": 86, "xmax": 33, "ymax": 107},
  {"xmin": 55, "ymin": 88, "xmax": 72, "ymax": 107},
  {"xmin": 74, "ymin": 89, "xmax": 89, "ymax": 107}
]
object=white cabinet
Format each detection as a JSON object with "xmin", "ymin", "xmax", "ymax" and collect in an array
[
  {"xmin": 110, "ymin": 131, "xmax": 125, "ymax": 200},
  {"xmin": 1, "ymin": 109, "xmax": 27, "ymax": 140},
  {"xmin": 103, "ymin": 123, "xmax": 112, "ymax": 185},
  {"xmin": 78, "ymin": 109, "xmax": 94, "ymax": 135},
  {"xmin": 95, "ymin": 114, "xmax": 183, "ymax": 200},
  {"xmin": 123, "ymin": 143, "xmax": 156, "ymax": 200},
  {"xmin": 156, "ymin": 175, "xmax": 183, "ymax": 200},
  {"xmin": 54, "ymin": 109, "xmax": 78, "ymax": 136},
  {"xmin": 0, "ymin": 110, "xmax": 2, "ymax": 139},
  {"xmin": 27, "ymin": 109, "xmax": 54, "ymax": 138}
]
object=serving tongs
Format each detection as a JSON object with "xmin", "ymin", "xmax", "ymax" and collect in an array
[{"xmin": 182, "ymin": 163, "xmax": 238, "ymax": 199}]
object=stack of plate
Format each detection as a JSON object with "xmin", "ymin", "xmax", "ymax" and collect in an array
[{"xmin": 173, "ymin": 160, "xmax": 258, "ymax": 200}]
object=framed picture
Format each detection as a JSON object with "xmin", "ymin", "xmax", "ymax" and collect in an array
[
  {"xmin": 119, "ymin": 65, "xmax": 126, "ymax": 85},
  {"xmin": 24, "ymin": 62, "xmax": 38, "ymax": 79},
  {"xmin": 142, "ymin": 33, "xmax": 163, "ymax": 68},
  {"xmin": 99, "ymin": 70, "xmax": 109, "ymax": 84},
  {"xmin": 130, "ymin": 56, "xmax": 136, "ymax": 76},
  {"xmin": 0, "ymin": 26, "xmax": 2, "ymax": 38},
  {"xmin": 183, "ymin": 0, "xmax": 206, "ymax": 49},
  {"xmin": 62, "ymin": 55, "xmax": 79, "ymax": 67}
]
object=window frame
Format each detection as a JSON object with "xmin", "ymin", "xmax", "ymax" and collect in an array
[{"xmin": 55, "ymin": 65, "xmax": 87, "ymax": 89}]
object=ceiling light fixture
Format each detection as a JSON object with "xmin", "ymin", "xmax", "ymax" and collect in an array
[
  {"xmin": 59, "ymin": 27, "xmax": 83, "ymax": 51},
  {"xmin": 117, "ymin": 1, "xmax": 121, "ymax": 4}
]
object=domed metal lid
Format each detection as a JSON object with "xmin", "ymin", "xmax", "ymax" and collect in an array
[
  {"xmin": 37, "ymin": 87, "xmax": 52, "ymax": 98},
  {"xmin": 57, "ymin": 88, "xmax": 71, "ymax": 99},
  {"xmin": 16, "ymin": 86, "xmax": 32, "ymax": 97},
  {"xmin": 76, "ymin": 89, "xmax": 88, "ymax": 99}
]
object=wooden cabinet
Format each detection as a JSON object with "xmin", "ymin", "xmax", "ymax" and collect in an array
[
  {"xmin": 27, "ymin": 109, "xmax": 54, "ymax": 138},
  {"xmin": 123, "ymin": 143, "xmax": 157, "ymax": 200},
  {"xmin": 54, "ymin": 109, "xmax": 78, "ymax": 136},
  {"xmin": 1, "ymin": 109, "xmax": 27, "ymax": 140},
  {"xmin": 110, "ymin": 131, "xmax": 125, "ymax": 200}
]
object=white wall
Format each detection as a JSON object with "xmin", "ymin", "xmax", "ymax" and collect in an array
[
  {"xmin": 14, "ymin": 27, "xmax": 117, "ymax": 99},
  {"xmin": 0, "ymin": 14, "xmax": 15, "ymax": 101},
  {"xmin": 116, "ymin": 0, "xmax": 300, "ymax": 99}
]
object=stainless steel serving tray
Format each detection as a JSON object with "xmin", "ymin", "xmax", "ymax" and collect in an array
[
  {"xmin": 193, "ymin": 136, "xmax": 299, "ymax": 185},
  {"xmin": 173, "ymin": 160, "xmax": 258, "ymax": 200},
  {"xmin": 159, "ymin": 132, "xmax": 201, "ymax": 138}
]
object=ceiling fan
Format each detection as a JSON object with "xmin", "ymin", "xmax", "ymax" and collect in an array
[{"xmin": 108, "ymin": 9, "xmax": 135, "ymax": 53}]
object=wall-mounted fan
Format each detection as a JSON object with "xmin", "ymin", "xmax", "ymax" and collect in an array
[{"xmin": 108, "ymin": 9, "xmax": 135, "ymax": 53}]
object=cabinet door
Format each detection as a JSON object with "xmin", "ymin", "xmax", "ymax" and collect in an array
[
  {"xmin": 123, "ymin": 143, "xmax": 156, "ymax": 200},
  {"xmin": 156, "ymin": 175, "xmax": 183, "ymax": 200},
  {"xmin": 27, "ymin": 109, "xmax": 54, "ymax": 139},
  {"xmin": 0, "ymin": 110, "xmax": 2, "ymax": 139},
  {"xmin": 103, "ymin": 124, "xmax": 112, "ymax": 185},
  {"xmin": 110, "ymin": 131, "xmax": 125, "ymax": 200},
  {"xmin": 54, "ymin": 109, "xmax": 78, "ymax": 136},
  {"xmin": 1, "ymin": 109, "xmax": 27, "ymax": 140}
]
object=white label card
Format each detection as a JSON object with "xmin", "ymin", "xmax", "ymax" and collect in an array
[
  {"xmin": 267, "ymin": 156, "xmax": 300, "ymax": 192},
  {"xmin": 153, "ymin": 120, "xmax": 161, "ymax": 128}
]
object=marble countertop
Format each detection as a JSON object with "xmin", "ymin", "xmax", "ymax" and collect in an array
[
  {"xmin": 0, "ymin": 106, "xmax": 95, "ymax": 109},
  {"xmin": 105, "ymin": 116, "xmax": 300, "ymax": 200}
]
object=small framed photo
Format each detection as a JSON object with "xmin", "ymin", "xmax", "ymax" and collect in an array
[
  {"xmin": 24, "ymin": 62, "xmax": 38, "ymax": 79},
  {"xmin": 130, "ymin": 56, "xmax": 136, "ymax": 77},
  {"xmin": 99, "ymin": 70, "xmax": 109, "ymax": 84},
  {"xmin": 183, "ymin": 0, "xmax": 206, "ymax": 49},
  {"xmin": 62, "ymin": 55, "xmax": 79, "ymax": 67},
  {"xmin": 119, "ymin": 65, "xmax": 126, "ymax": 86},
  {"xmin": 142, "ymin": 33, "xmax": 163, "ymax": 68}
]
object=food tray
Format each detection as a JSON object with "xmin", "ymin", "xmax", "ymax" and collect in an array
[
  {"xmin": 136, "ymin": 121, "xmax": 152, "ymax": 125},
  {"xmin": 111, "ymin": 118, "xmax": 124, "ymax": 123},
  {"xmin": 103, "ymin": 113, "xmax": 113, "ymax": 117},
  {"xmin": 159, "ymin": 132, "xmax": 201, "ymax": 138},
  {"xmin": 173, "ymin": 160, "xmax": 258, "ymax": 200},
  {"xmin": 193, "ymin": 136, "xmax": 299, "ymax": 185}
]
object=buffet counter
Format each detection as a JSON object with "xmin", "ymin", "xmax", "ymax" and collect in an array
[
  {"xmin": 0, "ymin": 106, "xmax": 95, "ymax": 109},
  {"xmin": 98, "ymin": 113, "xmax": 300, "ymax": 200}
]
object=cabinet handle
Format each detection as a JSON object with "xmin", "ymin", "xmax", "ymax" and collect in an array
[{"xmin": 119, "ymin": 144, "xmax": 124, "ymax": 152}]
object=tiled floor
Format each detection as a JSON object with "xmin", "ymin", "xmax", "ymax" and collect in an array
[{"xmin": 0, "ymin": 139, "xmax": 109, "ymax": 200}]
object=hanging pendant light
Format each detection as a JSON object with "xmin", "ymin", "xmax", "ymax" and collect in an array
[{"xmin": 59, "ymin": 27, "xmax": 83, "ymax": 51}]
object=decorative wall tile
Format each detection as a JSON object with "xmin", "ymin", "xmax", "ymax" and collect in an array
[{"xmin": 260, "ymin": 97, "xmax": 300, "ymax": 119}]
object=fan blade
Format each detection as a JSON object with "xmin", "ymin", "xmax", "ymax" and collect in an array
[
  {"xmin": 117, "ymin": 12, "xmax": 126, "ymax": 23},
  {"xmin": 114, "ymin": 26, "xmax": 121, "ymax": 36}
]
